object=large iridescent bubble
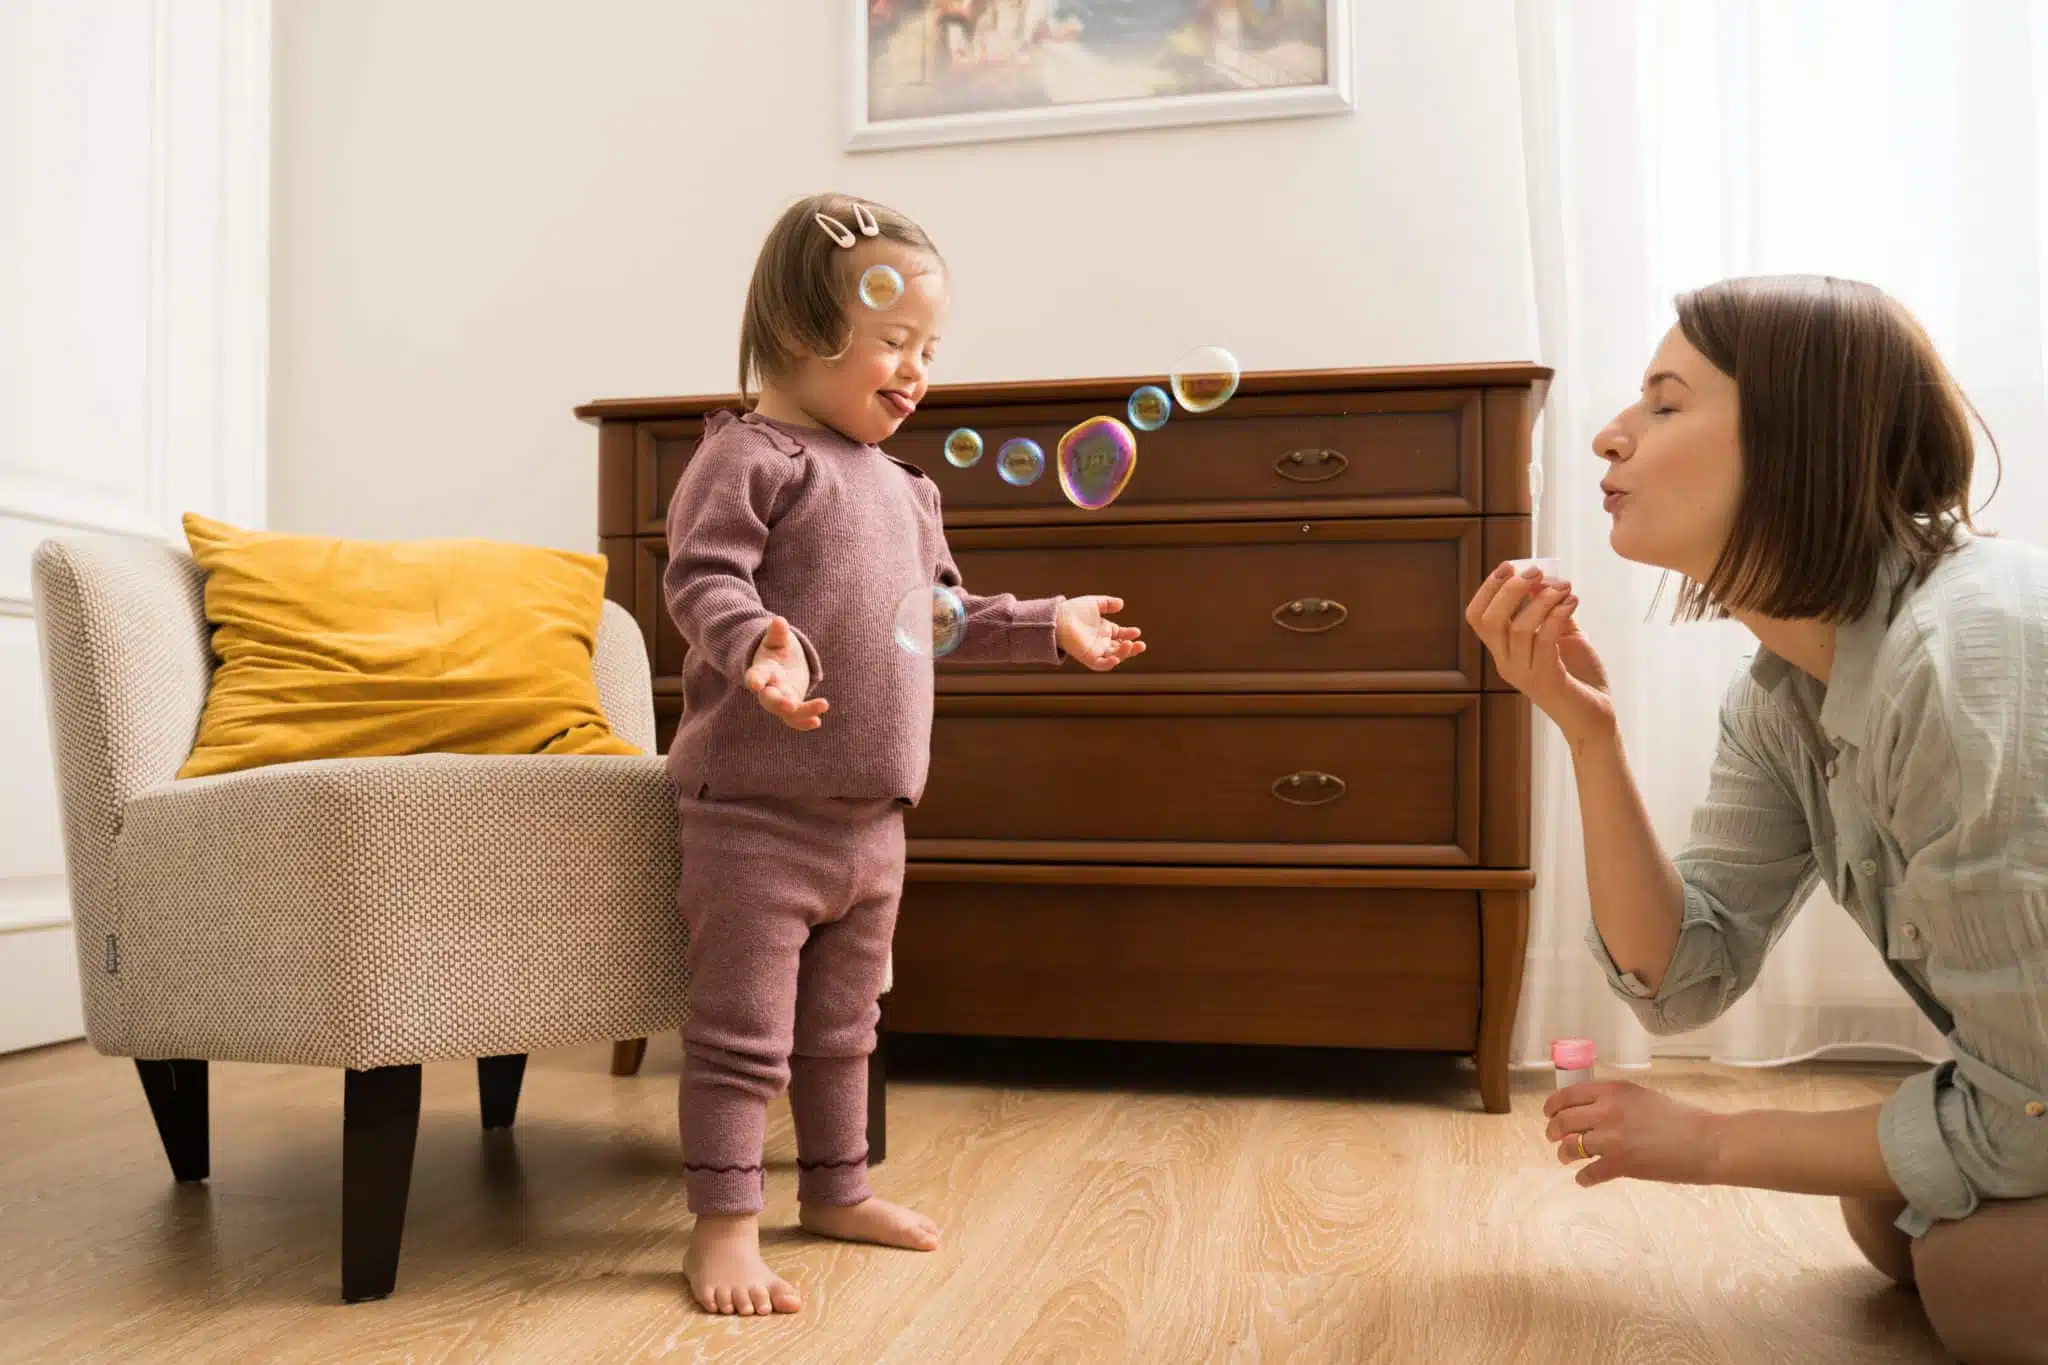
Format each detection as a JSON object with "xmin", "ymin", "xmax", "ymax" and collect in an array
[
  {"xmin": 893, "ymin": 583, "xmax": 966, "ymax": 658},
  {"xmin": 997, "ymin": 437, "xmax": 1045, "ymax": 487},
  {"xmin": 1056, "ymin": 416, "xmax": 1137, "ymax": 511},
  {"xmin": 1127, "ymin": 385, "xmax": 1171, "ymax": 432},
  {"xmin": 1170, "ymin": 345, "xmax": 1240, "ymax": 413}
]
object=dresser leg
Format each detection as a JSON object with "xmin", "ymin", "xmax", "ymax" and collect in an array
[{"xmin": 1477, "ymin": 889, "xmax": 1530, "ymax": 1114}]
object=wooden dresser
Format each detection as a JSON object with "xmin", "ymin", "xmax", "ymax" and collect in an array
[{"xmin": 577, "ymin": 363, "xmax": 1549, "ymax": 1112}]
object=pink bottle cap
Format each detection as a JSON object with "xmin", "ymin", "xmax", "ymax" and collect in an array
[{"xmin": 1551, "ymin": 1037, "xmax": 1597, "ymax": 1070}]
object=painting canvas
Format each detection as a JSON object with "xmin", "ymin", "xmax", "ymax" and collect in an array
[{"xmin": 851, "ymin": 0, "xmax": 1352, "ymax": 150}]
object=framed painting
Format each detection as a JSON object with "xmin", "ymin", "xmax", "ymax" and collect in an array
[{"xmin": 849, "ymin": 0, "xmax": 1353, "ymax": 151}]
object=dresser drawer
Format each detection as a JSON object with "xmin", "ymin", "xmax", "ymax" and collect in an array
[
  {"xmin": 623, "ymin": 419, "xmax": 707, "ymax": 535},
  {"xmin": 890, "ymin": 872, "xmax": 1480, "ymax": 1050},
  {"xmin": 888, "ymin": 390, "xmax": 1484, "ymax": 525},
  {"xmin": 909, "ymin": 694, "xmax": 1483, "ymax": 865},
  {"xmin": 944, "ymin": 518, "xmax": 1485, "ymax": 691}
]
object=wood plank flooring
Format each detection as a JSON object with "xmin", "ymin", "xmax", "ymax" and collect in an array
[{"xmin": 0, "ymin": 1035, "xmax": 1947, "ymax": 1363}]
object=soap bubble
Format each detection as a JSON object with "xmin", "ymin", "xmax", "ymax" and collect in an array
[
  {"xmin": 894, "ymin": 583, "xmax": 967, "ymax": 659},
  {"xmin": 943, "ymin": 427, "xmax": 984, "ymax": 468},
  {"xmin": 1170, "ymin": 345, "xmax": 1240, "ymax": 413},
  {"xmin": 1127, "ymin": 385, "xmax": 1171, "ymax": 432},
  {"xmin": 1056, "ymin": 416, "xmax": 1137, "ymax": 511},
  {"xmin": 997, "ymin": 438, "xmax": 1045, "ymax": 487},
  {"xmin": 859, "ymin": 263, "xmax": 904, "ymax": 310}
]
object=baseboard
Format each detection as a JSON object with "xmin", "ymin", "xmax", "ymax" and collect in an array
[{"xmin": 0, "ymin": 922, "xmax": 86, "ymax": 1054}]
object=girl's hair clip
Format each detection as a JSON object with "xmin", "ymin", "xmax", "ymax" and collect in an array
[
  {"xmin": 815, "ymin": 203, "xmax": 882, "ymax": 249},
  {"xmin": 814, "ymin": 212, "xmax": 856, "ymax": 248}
]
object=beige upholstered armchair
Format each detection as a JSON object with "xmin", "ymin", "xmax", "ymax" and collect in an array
[{"xmin": 29, "ymin": 533, "xmax": 695, "ymax": 1303}]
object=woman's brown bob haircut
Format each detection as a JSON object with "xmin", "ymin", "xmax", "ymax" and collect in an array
[
  {"xmin": 737, "ymin": 192, "xmax": 941, "ymax": 401},
  {"xmin": 1671, "ymin": 274, "xmax": 1999, "ymax": 623}
]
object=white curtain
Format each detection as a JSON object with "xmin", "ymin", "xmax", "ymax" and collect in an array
[{"xmin": 1509, "ymin": 0, "xmax": 2048, "ymax": 1068}]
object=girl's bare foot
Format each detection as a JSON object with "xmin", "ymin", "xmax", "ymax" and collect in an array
[
  {"xmin": 683, "ymin": 1213, "xmax": 802, "ymax": 1315},
  {"xmin": 798, "ymin": 1197, "xmax": 942, "ymax": 1251}
]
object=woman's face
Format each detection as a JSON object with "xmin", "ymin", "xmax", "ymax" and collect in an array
[{"xmin": 1593, "ymin": 326, "xmax": 1745, "ymax": 582}]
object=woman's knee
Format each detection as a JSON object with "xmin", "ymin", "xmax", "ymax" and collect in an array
[{"xmin": 1840, "ymin": 1197, "xmax": 1916, "ymax": 1285}]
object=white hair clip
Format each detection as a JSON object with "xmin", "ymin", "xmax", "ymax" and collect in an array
[
  {"xmin": 814, "ymin": 212, "xmax": 857, "ymax": 248},
  {"xmin": 814, "ymin": 203, "xmax": 882, "ymax": 249}
]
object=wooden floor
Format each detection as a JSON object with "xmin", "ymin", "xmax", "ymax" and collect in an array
[{"xmin": 0, "ymin": 1035, "xmax": 1947, "ymax": 1364}]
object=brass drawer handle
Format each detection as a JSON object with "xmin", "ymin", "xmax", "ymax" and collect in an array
[
  {"xmin": 1271, "ymin": 598, "xmax": 1349, "ymax": 633},
  {"xmin": 1275, "ymin": 448, "xmax": 1349, "ymax": 483},
  {"xmin": 1271, "ymin": 771, "xmax": 1347, "ymax": 806}
]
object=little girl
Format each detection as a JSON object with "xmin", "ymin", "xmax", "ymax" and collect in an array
[{"xmin": 663, "ymin": 192, "xmax": 1144, "ymax": 1316}]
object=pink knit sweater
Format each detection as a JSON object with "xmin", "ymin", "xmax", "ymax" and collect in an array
[{"xmin": 663, "ymin": 410, "xmax": 1062, "ymax": 803}]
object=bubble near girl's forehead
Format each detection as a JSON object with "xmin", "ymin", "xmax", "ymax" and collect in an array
[
  {"xmin": 1056, "ymin": 416, "xmax": 1136, "ymax": 511},
  {"xmin": 943, "ymin": 427, "xmax": 983, "ymax": 468},
  {"xmin": 1170, "ymin": 345, "xmax": 1240, "ymax": 414},
  {"xmin": 859, "ymin": 263, "xmax": 905, "ymax": 311},
  {"xmin": 997, "ymin": 438, "xmax": 1045, "ymax": 487},
  {"xmin": 1127, "ymin": 385, "xmax": 1171, "ymax": 432},
  {"xmin": 893, "ymin": 583, "xmax": 966, "ymax": 659}
]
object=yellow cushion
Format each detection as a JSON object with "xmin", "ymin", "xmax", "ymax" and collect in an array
[{"xmin": 177, "ymin": 512, "xmax": 638, "ymax": 779}]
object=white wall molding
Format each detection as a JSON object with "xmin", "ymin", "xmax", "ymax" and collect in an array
[{"xmin": 0, "ymin": 0, "xmax": 270, "ymax": 613}]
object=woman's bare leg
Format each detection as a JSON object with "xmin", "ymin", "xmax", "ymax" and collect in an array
[
  {"xmin": 1910, "ymin": 1197, "xmax": 2048, "ymax": 1365},
  {"xmin": 1840, "ymin": 1196, "xmax": 1916, "ymax": 1285}
]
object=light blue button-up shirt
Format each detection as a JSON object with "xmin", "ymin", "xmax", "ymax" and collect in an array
[{"xmin": 1591, "ymin": 533, "xmax": 2048, "ymax": 1235}]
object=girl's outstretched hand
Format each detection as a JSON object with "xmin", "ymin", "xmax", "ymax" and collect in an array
[
  {"xmin": 1465, "ymin": 564, "xmax": 1614, "ymax": 747},
  {"xmin": 1056, "ymin": 595, "xmax": 1145, "ymax": 671},
  {"xmin": 744, "ymin": 616, "xmax": 828, "ymax": 731}
]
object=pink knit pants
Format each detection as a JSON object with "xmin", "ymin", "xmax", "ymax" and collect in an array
[{"xmin": 676, "ymin": 792, "xmax": 902, "ymax": 1216}]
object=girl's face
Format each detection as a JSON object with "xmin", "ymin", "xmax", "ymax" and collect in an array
[
  {"xmin": 1592, "ymin": 326, "xmax": 1745, "ymax": 582},
  {"xmin": 789, "ymin": 242, "xmax": 949, "ymax": 446}
]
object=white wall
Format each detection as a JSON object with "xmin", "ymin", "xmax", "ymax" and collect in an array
[{"xmin": 268, "ymin": 0, "xmax": 1538, "ymax": 548}]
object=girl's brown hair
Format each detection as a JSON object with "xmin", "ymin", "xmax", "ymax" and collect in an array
[
  {"xmin": 1671, "ymin": 274, "xmax": 1999, "ymax": 623},
  {"xmin": 737, "ymin": 192, "xmax": 941, "ymax": 401}
]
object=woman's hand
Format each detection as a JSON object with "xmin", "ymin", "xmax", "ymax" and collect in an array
[
  {"xmin": 1056, "ymin": 595, "xmax": 1145, "ymax": 671},
  {"xmin": 1544, "ymin": 1080, "xmax": 1724, "ymax": 1187},
  {"xmin": 744, "ymin": 617, "xmax": 828, "ymax": 731},
  {"xmin": 1465, "ymin": 563, "xmax": 1615, "ymax": 746}
]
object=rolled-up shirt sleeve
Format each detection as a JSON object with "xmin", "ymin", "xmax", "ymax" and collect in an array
[
  {"xmin": 1589, "ymin": 676, "xmax": 1822, "ymax": 1032},
  {"xmin": 1871, "ymin": 620, "xmax": 2048, "ymax": 1233}
]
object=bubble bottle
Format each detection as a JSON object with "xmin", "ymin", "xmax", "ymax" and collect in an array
[{"xmin": 1551, "ymin": 1037, "xmax": 1597, "ymax": 1088}]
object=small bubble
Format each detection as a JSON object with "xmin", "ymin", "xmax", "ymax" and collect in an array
[
  {"xmin": 943, "ymin": 428, "xmax": 984, "ymax": 468},
  {"xmin": 893, "ymin": 584, "xmax": 967, "ymax": 659},
  {"xmin": 1170, "ymin": 345, "xmax": 1240, "ymax": 414},
  {"xmin": 1056, "ymin": 416, "xmax": 1137, "ymax": 511},
  {"xmin": 997, "ymin": 438, "xmax": 1046, "ymax": 487},
  {"xmin": 1127, "ymin": 385, "xmax": 1171, "ymax": 432},
  {"xmin": 859, "ymin": 263, "xmax": 904, "ymax": 311}
]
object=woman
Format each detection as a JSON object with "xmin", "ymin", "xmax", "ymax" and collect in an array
[{"xmin": 1467, "ymin": 275, "xmax": 2048, "ymax": 1365}]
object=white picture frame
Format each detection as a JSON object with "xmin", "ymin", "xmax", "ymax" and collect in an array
[{"xmin": 848, "ymin": 1, "xmax": 1353, "ymax": 152}]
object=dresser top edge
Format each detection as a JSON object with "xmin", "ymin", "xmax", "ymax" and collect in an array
[{"xmin": 574, "ymin": 362, "xmax": 1555, "ymax": 425}]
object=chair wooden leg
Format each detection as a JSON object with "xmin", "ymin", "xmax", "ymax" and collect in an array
[
  {"xmin": 477, "ymin": 1054, "xmax": 527, "ymax": 1131},
  {"xmin": 609, "ymin": 1039, "xmax": 648, "ymax": 1076},
  {"xmin": 867, "ymin": 1028, "xmax": 888, "ymax": 1167},
  {"xmin": 342, "ymin": 1064, "xmax": 421, "ymax": 1303},
  {"xmin": 135, "ymin": 1059, "xmax": 209, "ymax": 1183}
]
